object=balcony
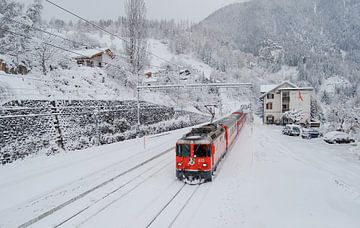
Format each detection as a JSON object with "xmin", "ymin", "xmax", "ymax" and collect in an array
[{"xmin": 282, "ymin": 96, "xmax": 290, "ymax": 103}]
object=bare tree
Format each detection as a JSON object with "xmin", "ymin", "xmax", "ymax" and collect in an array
[
  {"xmin": 32, "ymin": 34, "xmax": 58, "ymax": 75},
  {"xmin": 123, "ymin": 0, "xmax": 147, "ymax": 74}
]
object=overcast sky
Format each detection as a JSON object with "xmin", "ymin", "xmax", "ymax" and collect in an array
[{"xmin": 16, "ymin": 0, "xmax": 247, "ymax": 23}]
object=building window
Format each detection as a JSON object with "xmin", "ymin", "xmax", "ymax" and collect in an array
[
  {"xmin": 267, "ymin": 93, "xmax": 274, "ymax": 99},
  {"xmin": 266, "ymin": 102, "xmax": 273, "ymax": 110}
]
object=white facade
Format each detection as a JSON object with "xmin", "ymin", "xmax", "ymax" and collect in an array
[{"xmin": 260, "ymin": 82, "xmax": 313, "ymax": 125}]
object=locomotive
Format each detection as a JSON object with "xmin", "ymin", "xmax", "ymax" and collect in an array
[{"xmin": 176, "ymin": 111, "xmax": 246, "ymax": 183}]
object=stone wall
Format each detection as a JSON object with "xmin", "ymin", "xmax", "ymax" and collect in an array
[{"xmin": 0, "ymin": 100, "xmax": 207, "ymax": 165}]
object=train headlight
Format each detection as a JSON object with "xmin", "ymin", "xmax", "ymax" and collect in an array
[
  {"xmin": 177, "ymin": 162, "xmax": 182, "ymax": 166},
  {"xmin": 202, "ymin": 163, "xmax": 207, "ymax": 167}
]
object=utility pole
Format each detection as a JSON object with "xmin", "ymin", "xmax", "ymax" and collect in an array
[
  {"xmin": 50, "ymin": 100, "xmax": 64, "ymax": 151},
  {"xmin": 137, "ymin": 87, "xmax": 141, "ymax": 137},
  {"xmin": 94, "ymin": 106, "xmax": 100, "ymax": 146}
]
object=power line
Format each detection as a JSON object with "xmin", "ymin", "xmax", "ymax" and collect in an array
[
  {"xmin": 0, "ymin": 27, "xmax": 127, "ymax": 73},
  {"xmin": 44, "ymin": 0, "xmax": 182, "ymax": 69},
  {"xmin": 0, "ymin": 15, "xmax": 135, "ymax": 63}
]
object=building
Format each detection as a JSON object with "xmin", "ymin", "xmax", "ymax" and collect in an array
[
  {"xmin": 260, "ymin": 81, "xmax": 314, "ymax": 125},
  {"xmin": 72, "ymin": 48, "xmax": 114, "ymax": 67},
  {"xmin": 0, "ymin": 54, "xmax": 28, "ymax": 75},
  {"xmin": 0, "ymin": 60, "xmax": 6, "ymax": 72}
]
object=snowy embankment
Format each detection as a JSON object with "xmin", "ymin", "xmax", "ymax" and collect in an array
[
  {"xmin": 0, "ymin": 67, "xmax": 134, "ymax": 104},
  {"xmin": 0, "ymin": 118, "xmax": 359, "ymax": 227}
]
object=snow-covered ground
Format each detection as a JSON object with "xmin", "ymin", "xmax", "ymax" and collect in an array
[
  {"xmin": 0, "ymin": 118, "xmax": 359, "ymax": 227},
  {"xmin": 0, "ymin": 67, "xmax": 135, "ymax": 104},
  {"xmin": 147, "ymin": 39, "xmax": 213, "ymax": 79}
]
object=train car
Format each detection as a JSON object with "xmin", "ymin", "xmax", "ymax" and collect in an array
[{"xmin": 176, "ymin": 111, "xmax": 246, "ymax": 183}]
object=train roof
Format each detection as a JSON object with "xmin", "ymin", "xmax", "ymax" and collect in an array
[
  {"xmin": 177, "ymin": 123, "xmax": 224, "ymax": 144},
  {"xmin": 215, "ymin": 111, "xmax": 244, "ymax": 128}
]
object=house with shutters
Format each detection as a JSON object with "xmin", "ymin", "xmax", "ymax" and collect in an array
[{"xmin": 259, "ymin": 81, "xmax": 314, "ymax": 125}]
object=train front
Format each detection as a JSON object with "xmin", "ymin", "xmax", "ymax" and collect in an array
[{"xmin": 175, "ymin": 134, "xmax": 213, "ymax": 183}]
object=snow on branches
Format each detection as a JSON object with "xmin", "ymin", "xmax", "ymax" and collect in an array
[{"xmin": 283, "ymin": 109, "xmax": 305, "ymax": 124}]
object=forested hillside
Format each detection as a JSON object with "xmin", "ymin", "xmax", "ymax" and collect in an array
[
  {"xmin": 195, "ymin": 0, "xmax": 360, "ymax": 134},
  {"xmin": 200, "ymin": 0, "xmax": 360, "ymax": 89}
]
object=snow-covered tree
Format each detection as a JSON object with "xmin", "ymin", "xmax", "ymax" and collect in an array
[
  {"xmin": 26, "ymin": 0, "xmax": 42, "ymax": 26},
  {"xmin": 32, "ymin": 35, "xmax": 58, "ymax": 75},
  {"xmin": 122, "ymin": 0, "xmax": 148, "ymax": 74},
  {"xmin": 283, "ymin": 109, "xmax": 305, "ymax": 124}
]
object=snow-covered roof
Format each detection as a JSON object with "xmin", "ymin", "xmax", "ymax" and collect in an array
[
  {"xmin": 260, "ymin": 85, "xmax": 277, "ymax": 93},
  {"xmin": 71, "ymin": 48, "xmax": 110, "ymax": 59},
  {"xmin": 278, "ymin": 87, "xmax": 314, "ymax": 91},
  {"xmin": 259, "ymin": 81, "xmax": 298, "ymax": 98}
]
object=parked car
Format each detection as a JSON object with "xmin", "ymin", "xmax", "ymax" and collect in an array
[
  {"xmin": 324, "ymin": 131, "xmax": 356, "ymax": 144},
  {"xmin": 301, "ymin": 128, "xmax": 322, "ymax": 139},
  {"xmin": 282, "ymin": 125, "xmax": 301, "ymax": 136}
]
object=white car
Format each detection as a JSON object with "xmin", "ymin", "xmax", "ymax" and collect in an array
[
  {"xmin": 282, "ymin": 125, "xmax": 301, "ymax": 136},
  {"xmin": 324, "ymin": 131, "xmax": 355, "ymax": 144}
]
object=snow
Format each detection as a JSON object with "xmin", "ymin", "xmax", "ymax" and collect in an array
[
  {"xmin": 260, "ymin": 84, "xmax": 277, "ymax": 93},
  {"xmin": 70, "ymin": 48, "xmax": 109, "ymax": 58},
  {"xmin": 0, "ymin": 67, "xmax": 135, "ymax": 104},
  {"xmin": 321, "ymin": 76, "xmax": 351, "ymax": 95},
  {"xmin": 147, "ymin": 39, "xmax": 213, "ymax": 79},
  {"xmin": 0, "ymin": 118, "xmax": 359, "ymax": 227},
  {"xmin": 0, "ymin": 54, "xmax": 15, "ymax": 66},
  {"xmin": 143, "ymin": 77, "xmax": 158, "ymax": 84},
  {"xmin": 324, "ymin": 131, "xmax": 355, "ymax": 143}
]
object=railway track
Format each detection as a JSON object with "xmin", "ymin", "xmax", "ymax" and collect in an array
[
  {"xmin": 74, "ymin": 159, "xmax": 176, "ymax": 227},
  {"xmin": 16, "ymin": 146, "xmax": 175, "ymax": 228},
  {"xmin": 146, "ymin": 183, "xmax": 201, "ymax": 228},
  {"xmin": 0, "ymin": 137, "xmax": 172, "ymax": 190}
]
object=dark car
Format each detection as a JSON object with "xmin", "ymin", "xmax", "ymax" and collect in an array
[
  {"xmin": 282, "ymin": 125, "xmax": 301, "ymax": 136},
  {"xmin": 301, "ymin": 128, "xmax": 322, "ymax": 139}
]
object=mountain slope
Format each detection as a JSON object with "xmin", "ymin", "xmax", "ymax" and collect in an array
[{"xmin": 199, "ymin": 0, "xmax": 360, "ymax": 88}]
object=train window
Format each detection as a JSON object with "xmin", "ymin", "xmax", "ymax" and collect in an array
[
  {"xmin": 176, "ymin": 144, "xmax": 190, "ymax": 157},
  {"xmin": 194, "ymin": 144, "xmax": 211, "ymax": 157}
]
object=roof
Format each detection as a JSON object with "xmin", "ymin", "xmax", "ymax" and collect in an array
[
  {"xmin": 71, "ymin": 48, "xmax": 111, "ymax": 59},
  {"xmin": 259, "ymin": 81, "xmax": 299, "ymax": 99},
  {"xmin": 278, "ymin": 87, "xmax": 314, "ymax": 91},
  {"xmin": 260, "ymin": 84, "xmax": 277, "ymax": 93}
]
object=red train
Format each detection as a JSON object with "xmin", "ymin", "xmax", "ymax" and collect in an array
[{"xmin": 176, "ymin": 111, "xmax": 247, "ymax": 182}]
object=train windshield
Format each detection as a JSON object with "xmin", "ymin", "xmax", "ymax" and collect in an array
[
  {"xmin": 176, "ymin": 144, "xmax": 190, "ymax": 157},
  {"xmin": 194, "ymin": 144, "xmax": 211, "ymax": 157}
]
